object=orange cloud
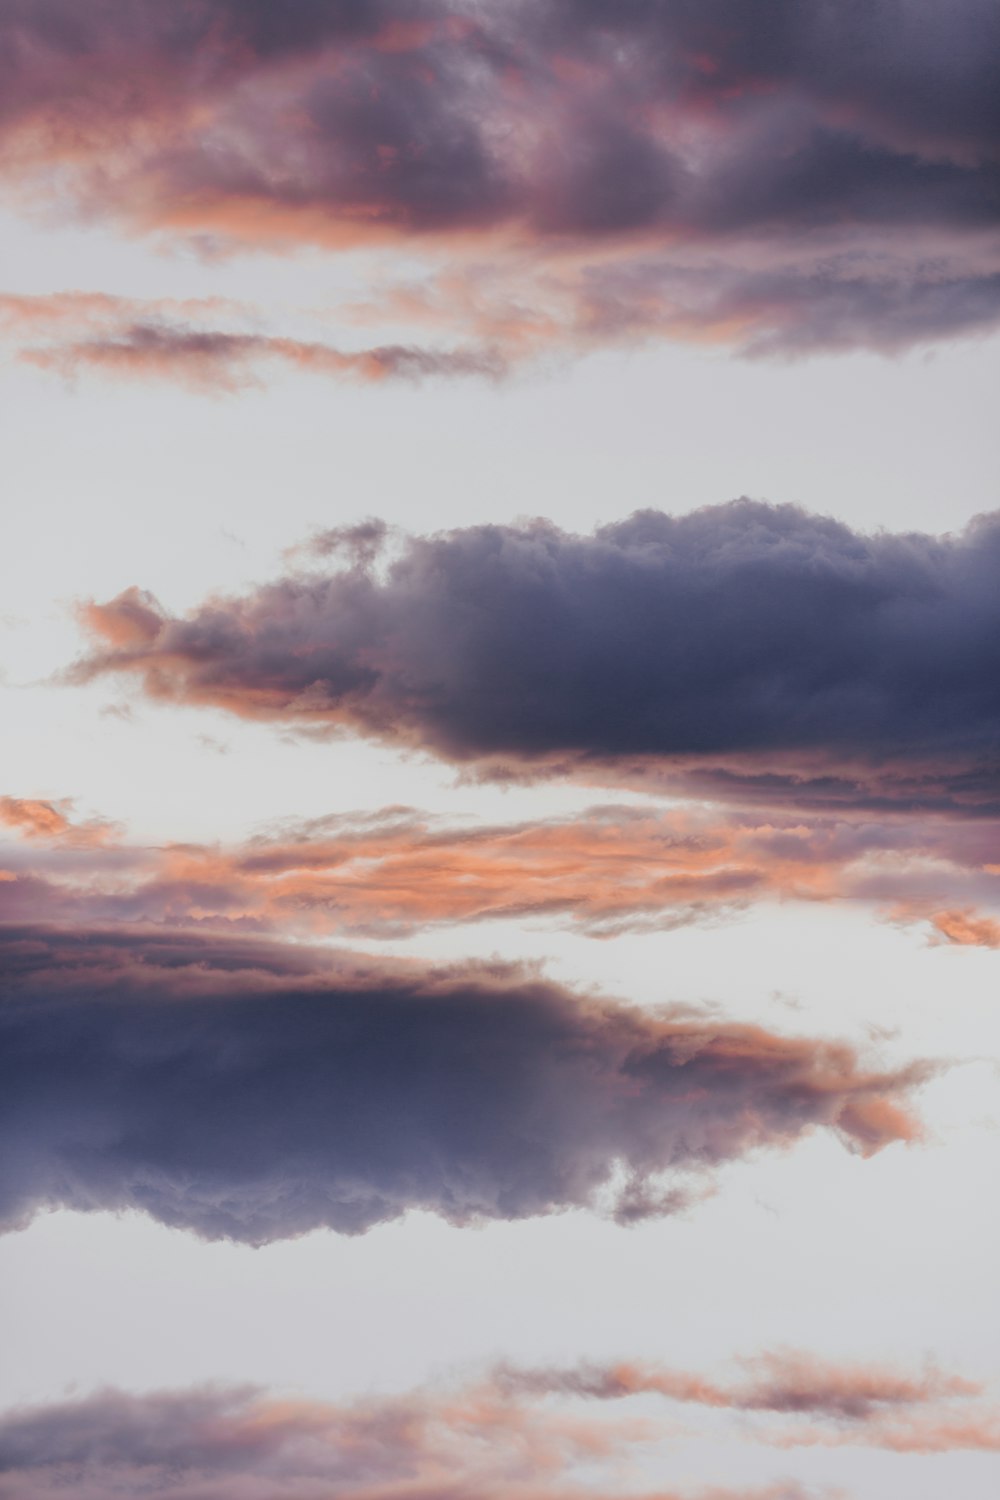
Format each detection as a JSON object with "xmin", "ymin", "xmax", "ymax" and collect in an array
[
  {"xmin": 0, "ymin": 796, "xmax": 116, "ymax": 847},
  {"xmin": 926, "ymin": 909, "xmax": 1000, "ymax": 948},
  {"xmin": 4, "ymin": 799, "xmax": 1000, "ymax": 944}
]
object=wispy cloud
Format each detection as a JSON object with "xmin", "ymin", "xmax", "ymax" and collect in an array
[
  {"xmin": 0, "ymin": 1351, "xmax": 995, "ymax": 1500},
  {"xmin": 0, "ymin": 291, "xmax": 504, "ymax": 392},
  {"xmin": 5, "ymin": 798, "xmax": 1000, "ymax": 944}
]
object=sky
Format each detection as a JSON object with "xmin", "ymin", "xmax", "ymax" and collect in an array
[{"xmin": 0, "ymin": 5, "xmax": 999, "ymax": 1500}]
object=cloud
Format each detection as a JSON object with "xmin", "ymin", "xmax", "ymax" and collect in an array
[
  {"xmin": 346, "ymin": 251, "xmax": 1000, "ymax": 365},
  {"xmin": 0, "ymin": 1378, "xmax": 651, "ymax": 1500},
  {"xmin": 924, "ymin": 908, "xmax": 1000, "ymax": 948},
  {"xmin": 0, "ymin": 796, "xmax": 117, "ymax": 848},
  {"xmin": 0, "ymin": 292, "xmax": 505, "ymax": 392},
  {"xmin": 0, "ymin": 922, "xmax": 926, "ymax": 1244},
  {"xmin": 0, "ymin": 3, "xmax": 997, "ymax": 354},
  {"xmin": 23, "ymin": 323, "xmax": 505, "ymax": 391},
  {"xmin": 494, "ymin": 1351, "xmax": 1000, "ymax": 1451},
  {"xmin": 0, "ymin": 1354, "xmax": 994, "ymax": 1500},
  {"xmin": 498, "ymin": 1350, "xmax": 982, "ymax": 1424},
  {"xmin": 5, "ymin": 799, "xmax": 1000, "ymax": 943},
  {"xmin": 71, "ymin": 501, "xmax": 1000, "ymax": 815}
]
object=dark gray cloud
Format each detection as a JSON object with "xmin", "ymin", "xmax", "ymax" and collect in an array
[
  {"xmin": 0, "ymin": 922, "xmax": 925, "ymax": 1244},
  {"xmin": 74, "ymin": 502, "xmax": 1000, "ymax": 814},
  {"xmin": 0, "ymin": 2, "xmax": 997, "ymax": 352}
]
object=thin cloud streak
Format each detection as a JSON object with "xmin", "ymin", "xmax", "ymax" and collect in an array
[
  {"xmin": 0, "ymin": 290, "xmax": 505, "ymax": 391},
  {"xmin": 497, "ymin": 1351, "xmax": 981, "ymax": 1418},
  {"xmin": 0, "ymin": 1353, "xmax": 995, "ymax": 1500},
  {"xmin": 497, "ymin": 1351, "xmax": 1000, "ymax": 1450}
]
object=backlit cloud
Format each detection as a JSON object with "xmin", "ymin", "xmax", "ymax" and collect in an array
[
  {"xmin": 0, "ymin": 1353, "xmax": 994, "ymax": 1500},
  {"xmin": 0, "ymin": 922, "xmax": 927, "ymax": 1243},
  {"xmin": 4, "ymin": 798, "xmax": 1000, "ymax": 944},
  {"xmin": 0, "ymin": 796, "xmax": 117, "ymax": 848},
  {"xmin": 0, "ymin": 2, "xmax": 997, "ymax": 356},
  {"xmin": 72, "ymin": 502, "xmax": 1000, "ymax": 815}
]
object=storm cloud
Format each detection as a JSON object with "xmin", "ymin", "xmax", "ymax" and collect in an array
[
  {"xmin": 74, "ymin": 502, "xmax": 1000, "ymax": 814},
  {"xmin": 0, "ymin": 922, "xmax": 925, "ymax": 1244}
]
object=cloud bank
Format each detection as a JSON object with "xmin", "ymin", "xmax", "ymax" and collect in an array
[
  {"xmin": 0, "ymin": 922, "xmax": 925, "ymax": 1243},
  {"xmin": 74, "ymin": 501, "xmax": 1000, "ymax": 814},
  {"xmin": 0, "ymin": 1, "xmax": 997, "ymax": 355}
]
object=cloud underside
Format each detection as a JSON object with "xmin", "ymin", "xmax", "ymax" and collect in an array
[
  {"xmin": 74, "ymin": 501, "xmax": 1000, "ymax": 815},
  {"xmin": 0, "ymin": 1352, "xmax": 996, "ymax": 1500},
  {"xmin": 0, "ymin": 1, "xmax": 998, "ymax": 357},
  {"xmin": 0, "ymin": 922, "xmax": 925, "ymax": 1244}
]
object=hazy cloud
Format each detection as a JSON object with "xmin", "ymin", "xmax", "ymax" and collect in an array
[{"xmin": 0, "ymin": 1355, "xmax": 994, "ymax": 1500}]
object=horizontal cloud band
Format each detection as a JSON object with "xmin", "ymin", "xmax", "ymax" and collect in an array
[
  {"xmin": 74, "ymin": 502, "xmax": 1000, "ymax": 813},
  {"xmin": 0, "ymin": 923, "xmax": 925, "ymax": 1244},
  {"xmin": 0, "ymin": 1352, "xmax": 995, "ymax": 1500},
  {"xmin": 5, "ymin": 796, "xmax": 1000, "ymax": 945},
  {"xmin": 1, "ymin": 2, "xmax": 998, "ymax": 354}
]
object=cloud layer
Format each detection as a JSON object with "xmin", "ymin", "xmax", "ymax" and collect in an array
[
  {"xmin": 0, "ymin": 921, "xmax": 925, "ymax": 1243},
  {"xmin": 74, "ymin": 502, "xmax": 1000, "ymax": 814},
  {"xmin": 0, "ymin": 1351, "xmax": 995, "ymax": 1500},
  {"xmin": 0, "ymin": 1377, "xmax": 649, "ymax": 1500},
  {"xmin": 1, "ymin": 1, "xmax": 998, "ymax": 355},
  {"xmin": 5, "ymin": 795, "xmax": 1000, "ymax": 945}
]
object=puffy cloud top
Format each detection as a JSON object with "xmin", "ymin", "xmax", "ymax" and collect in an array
[{"xmin": 76, "ymin": 502, "xmax": 1000, "ymax": 813}]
